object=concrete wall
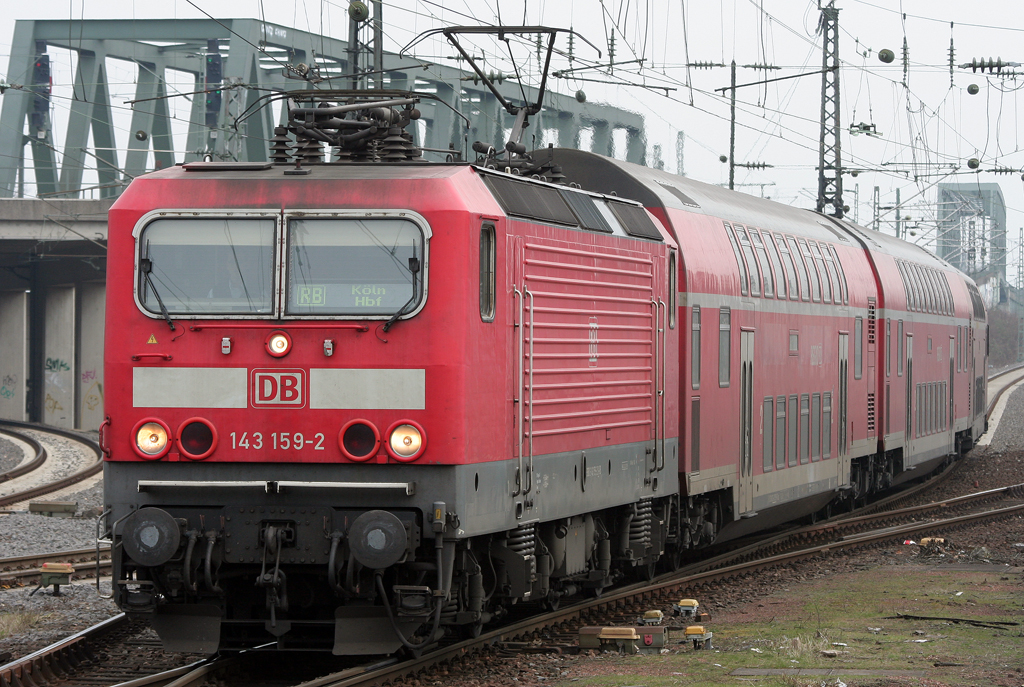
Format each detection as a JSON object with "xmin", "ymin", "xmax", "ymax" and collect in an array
[
  {"xmin": 43, "ymin": 286, "xmax": 75, "ymax": 428},
  {"xmin": 0, "ymin": 290, "xmax": 28, "ymax": 420},
  {"xmin": 78, "ymin": 282, "xmax": 105, "ymax": 431}
]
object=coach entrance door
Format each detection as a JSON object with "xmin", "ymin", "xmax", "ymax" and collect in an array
[
  {"xmin": 738, "ymin": 330, "xmax": 755, "ymax": 516},
  {"xmin": 837, "ymin": 333, "xmax": 849, "ymax": 487},
  {"xmin": 949, "ymin": 336, "xmax": 956, "ymax": 456}
]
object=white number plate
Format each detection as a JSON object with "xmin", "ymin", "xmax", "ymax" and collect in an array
[{"xmin": 229, "ymin": 432, "xmax": 326, "ymax": 451}]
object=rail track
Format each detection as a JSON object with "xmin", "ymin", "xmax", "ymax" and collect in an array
[
  {"xmin": 2, "ymin": 367, "xmax": 1023, "ymax": 687},
  {"xmin": 117, "ymin": 492, "xmax": 1023, "ymax": 687},
  {"xmin": 0, "ymin": 420, "xmax": 102, "ymax": 510},
  {"xmin": 0, "ymin": 547, "xmax": 111, "ymax": 587}
]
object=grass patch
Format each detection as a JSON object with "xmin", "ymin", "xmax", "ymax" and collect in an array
[
  {"xmin": 556, "ymin": 565, "xmax": 1024, "ymax": 686},
  {"xmin": 0, "ymin": 611, "xmax": 42, "ymax": 640}
]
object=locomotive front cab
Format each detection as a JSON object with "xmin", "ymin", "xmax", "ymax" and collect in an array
[
  {"xmin": 104, "ymin": 193, "xmax": 468, "ymax": 654},
  {"xmin": 105, "ymin": 154, "xmax": 681, "ymax": 656}
]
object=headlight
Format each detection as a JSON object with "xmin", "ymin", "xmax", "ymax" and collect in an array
[
  {"xmin": 132, "ymin": 418, "xmax": 171, "ymax": 459},
  {"xmin": 177, "ymin": 418, "xmax": 217, "ymax": 460},
  {"xmin": 265, "ymin": 330, "xmax": 292, "ymax": 357},
  {"xmin": 385, "ymin": 420, "xmax": 426, "ymax": 462}
]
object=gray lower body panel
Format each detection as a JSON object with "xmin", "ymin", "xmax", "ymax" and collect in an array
[{"xmin": 104, "ymin": 438, "xmax": 679, "ymax": 537}]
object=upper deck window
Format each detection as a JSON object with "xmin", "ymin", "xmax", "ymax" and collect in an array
[
  {"xmin": 138, "ymin": 217, "xmax": 276, "ymax": 315},
  {"xmin": 286, "ymin": 217, "xmax": 424, "ymax": 316}
]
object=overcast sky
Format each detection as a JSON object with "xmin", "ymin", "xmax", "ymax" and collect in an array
[{"xmin": 3, "ymin": 1, "xmax": 1023, "ymax": 277}]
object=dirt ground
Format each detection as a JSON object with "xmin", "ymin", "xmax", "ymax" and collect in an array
[{"xmin": 428, "ymin": 475, "xmax": 1024, "ymax": 687}]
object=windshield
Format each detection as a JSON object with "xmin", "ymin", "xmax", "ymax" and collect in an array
[
  {"xmin": 139, "ymin": 218, "xmax": 276, "ymax": 315},
  {"xmin": 286, "ymin": 218, "xmax": 424, "ymax": 316}
]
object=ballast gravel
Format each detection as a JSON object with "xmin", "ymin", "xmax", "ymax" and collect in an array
[
  {"xmin": 0, "ymin": 435, "xmax": 21, "ymax": 473},
  {"xmin": 0, "ymin": 512, "xmax": 101, "ymax": 558},
  {"xmin": 3, "ymin": 388, "xmax": 1024, "ymax": 671}
]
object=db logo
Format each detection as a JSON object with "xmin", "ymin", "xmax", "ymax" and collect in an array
[{"xmin": 251, "ymin": 369, "xmax": 305, "ymax": 408}]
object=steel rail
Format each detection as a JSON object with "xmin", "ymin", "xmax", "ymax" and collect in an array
[
  {"xmin": 986, "ymin": 363, "xmax": 1024, "ymax": 415},
  {"xmin": 0, "ymin": 613, "xmax": 128, "ymax": 687},
  {"xmin": 0, "ymin": 547, "xmax": 112, "ymax": 586},
  {"xmin": 0, "ymin": 420, "xmax": 102, "ymax": 508},
  {"xmin": 291, "ymin": 497, "xmax": 1024, "ymax": 687},
  {"xmin": 0, "ymin": 427, "xmax": 46, "ymax": 483}
]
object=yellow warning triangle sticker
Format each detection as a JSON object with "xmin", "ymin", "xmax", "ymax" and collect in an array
[{"xmin": 147, "ymin": 334, "xmax": 158, "ymax": 344}]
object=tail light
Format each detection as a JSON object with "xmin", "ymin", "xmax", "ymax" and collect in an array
[
  {"xmin": 385, "ymin": 420, "xmax": 426, "ymax": 462},
  {"xmin": 132, "ymin": 418, "xmax": 171, "ymax": 459},
  {"xmin": 177, "ymin": 418, "xmax": 218, "ymax": 460},
  {"xmin": 339, "ymin": 420, "xmax": 380, "ymax": 461}
]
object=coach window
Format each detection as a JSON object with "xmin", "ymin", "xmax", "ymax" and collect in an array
[
  {"xmin": 763, "ymin": 397, "xmax": 774, "ymax": 472},
  {"xmin": 899, "ymin": 262, "xmax": 912, "ymax": 311},
  {"xmin": 724, "ymin": 223, "xmax": 749, "ymax": 296},
  {"xmin": 786, "ymin": 237, "xmax": 811, "ymax": 302},
  {"xmin": 138, "ymin": 216, "xmax": 276, "ymax": 315},
  {"xmin": 799, "ymin": 394, "xmax": 810, "ymax": 464},
  {"xmin": 886, "ymin": 319, "xmax": 892, "ymax": 377},
  {"xmin": 691, "ymin": 306, "xmax": 701, "ymax": 389},
  {"xmin": 928, "ymin": 270, "xmax": 940, "ymax": 314},
  {"xmin": 897, "ymin": 320, "xmax": 904, "ymax": 376},
  {"xmin": 811, "ymin": 393, "xmax": 821, "ymax": 461},
  {"xmin": 910, "ymin": 265, "xmax": 926, "ymax": 313},
  {"xmin": 719, "ymin": 307, "xmax": 731, "ymax": 387},
  {"xmin": 898, "ymin": 262, "xmax": 914, "ymax": 311},
  {"xmin": 765, "ymin": 234, "xmax": 787, "ymax": 299},
  {"xmin": 479, "ymin": 224, "xmax": 496, "ymax": 321},
  {"xmin": 910, "ymin": 264, "xmax": 924, "ymax": 312},
  {"xmin": 823, "ymin": 248, "xmax": 842, "ymax": 304},
  {"xmin": 750, "ymin": 229, "xmax": 775, "ymax": 297},
  {"xmin": 798, "ymin": 239, "xmax": 821, "ymax": 302},
  {"xmin": 788, "ymin": 395, "xmax": 798, "ymax": 467},
  {"xmin": 915, "ymin": 385, "xmax": 921, "ymax": 438},
  {"xmin": 810, "ymin": 242, "xmax": 832, "ymax": 303},
  {"xmin": 737, "ymin": 227, "xmax": 762, "ymax": 297},
  {"xmin": 669, "ymin": 251, "xmax": 677, "ymax": 329},
  {"xmin": 828, "ymin": 245, "xmax": 849, "ymax": 305},
  {"xmin": 286, "ymin": 217, "xmax": 426, "ymax": 317},
  {"xmin": 822, "ymin": 392, "xmax": 833, "ymax": 458},
  {"xmin": 922, "ymin": 268, "xmax": 936, "ymax": 314},
  {"xmin": 956, "ymin": 326, "xmax": 961, "ymax": 372},
  {"xmin": 777, "ymin": 235, "xmax": 800, "ymax": 299},
  {"xmin": 854, "ymin": 317, "xmax": 863, "ymax": 379},
  {"xmin": 775, "ymin": 396, "xmax": 787, "ymax": 469}
]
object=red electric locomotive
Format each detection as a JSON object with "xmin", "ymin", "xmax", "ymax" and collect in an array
[{"xmin": 101, "ymin": 84, "xmax": 986, "ymax": 655}]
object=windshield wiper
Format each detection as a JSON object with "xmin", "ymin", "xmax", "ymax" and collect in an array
[
  {"xmin": 382, "ymin": 257, "xmax": 421, "ymax": 333},
  {"xmin": 140, "ymin": 258, "xmax": 176, "ymax": 331}
]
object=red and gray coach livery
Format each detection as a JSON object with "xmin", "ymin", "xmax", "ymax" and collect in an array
[{"xmin": 101, "ymin": 88, "xmax": 986, "ymax": 656}]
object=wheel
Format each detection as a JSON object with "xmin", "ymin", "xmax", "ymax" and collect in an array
[
  {"xmin": 542, "ymin": 594, "xmax": 560, "ymax": 611},
  {"xmin": 635, "ymin": 560, "xmax": 657, "ymax": 582},
  {"xmin": 660, "ymin": 548, "xmax": 683, "ymax": 573},
  {"xmin": 460, "ymin": 621, "xmax": 484, "ymax": 639}
]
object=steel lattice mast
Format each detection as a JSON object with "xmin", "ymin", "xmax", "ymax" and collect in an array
[{"xmin": 816, "ymin": 1, "xmax": 843, "ymax": 217}]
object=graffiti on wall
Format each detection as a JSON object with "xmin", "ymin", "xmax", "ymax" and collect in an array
[
  {"xmin": 0, "ymin": 374, "xmax": 17, "ymax": 400},
  {"xmin": 45, "ymin": 358, "xmax": 71, "ymax": 372},
  {"xmin": 82, "ymin": 381, "xmax": 104, "ymax": 412},
  {"xmin": 45, "ymin": 393, "xmax": 64, "ymax": 413}
]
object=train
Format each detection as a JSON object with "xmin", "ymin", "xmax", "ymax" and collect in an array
[{"xmin": 100, "ymin": 86, "xmax": 988, "ymax": 656}]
